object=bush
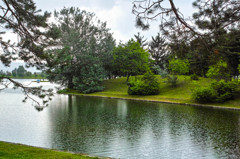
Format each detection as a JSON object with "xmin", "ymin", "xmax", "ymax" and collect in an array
[
  {"xmin": 152, "ymin": 65, "xmax": 168, "ymax": 78},
  {"xmin": 192, "ymin": 80, "xmax": 239, "ymax": 103},
  {"xmin": 166, "ymin": 75, "xmax": 178, "ymax": 87},
  {"xmin": 192, "ymin": 87, "xmax": 216, "ymax": 103},
  {"xmin": 211, "ymin": 80, "xmax": 238, "ymax": 103},
  {"xmin": 128, "ymin": 71, "xmax": 160, "ymax": 95},
  {"xmin": 190, "ymin": 74, "xmax": 199, "ymax": 80}
]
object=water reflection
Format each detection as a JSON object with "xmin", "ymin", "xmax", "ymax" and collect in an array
[
  {"xmin": 1, "ymin": 81, "xmax": 240, "ymax": 158},
  {"xmin": 45, "ymin": 96, "xmax": 240, "ymax": 159}
]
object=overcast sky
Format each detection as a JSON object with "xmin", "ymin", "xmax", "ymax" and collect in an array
[{"xmin": 34, "ymin": 0, "xmax": 196, "ymax": 43}]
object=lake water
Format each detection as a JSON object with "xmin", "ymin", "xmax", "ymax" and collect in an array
[{"xmin": 1, "ymin": 79, "xmax": 240, "ymax": 159}]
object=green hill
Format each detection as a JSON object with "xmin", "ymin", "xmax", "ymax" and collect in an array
[{"xmin": 63, "ymin": 75, "xmax": 240, "ymax": 108}]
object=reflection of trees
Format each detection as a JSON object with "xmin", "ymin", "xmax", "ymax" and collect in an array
[
  {"xmin": 184, "ymin": 108, "xmax": 240, "ymax": 158},
  {"xmin": 47, "ymin": 95, "xmax": 240, "ymax": 158}
]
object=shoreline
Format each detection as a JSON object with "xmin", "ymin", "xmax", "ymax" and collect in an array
[{"xmin": 62, "ymin": 92, "xmax": 240, "ymax": 111}]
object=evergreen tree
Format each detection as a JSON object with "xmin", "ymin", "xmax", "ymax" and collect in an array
[
  {"xmin": 134, "ymin": 32, "xmax": 148, "ymax": 48},
  {"xmin": 46, "ymin": 7, "xmax": 115, "ymax": 93},
  {"xmin": 149, "ymin": 33, "xmax": 168, "ymax": 69}
]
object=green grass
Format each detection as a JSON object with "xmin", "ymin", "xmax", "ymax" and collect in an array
[
  {"xmin": 63, "ymin": 75, "xmax": 240, "ymax": 109},
  {"xmin": 0, "ymin": 141, "xmax": 101, "ymax": 159}
]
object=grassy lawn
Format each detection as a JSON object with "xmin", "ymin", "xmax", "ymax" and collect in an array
[
  {"xmin": 63, "ymin": 75, "xmax": 240, "ymax": 109},
  {"xmin": 0, "ymin": 141, "xmax": 101, "ymax": 159}
]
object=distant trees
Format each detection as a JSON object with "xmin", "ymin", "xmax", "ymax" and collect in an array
[
  {"xmin": 46, "ymin": 7, "xmax": 115, "ymax": 93},
  {"xmin": 113, "ymin": 39, "xmax": 150, "ymax": 81},
  {"xmin": 10, "ymin": 66, "xmax": 39, "ymax": 78}
]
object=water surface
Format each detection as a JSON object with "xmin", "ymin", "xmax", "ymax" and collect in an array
[{"xmin": 1, "ymin": 79, "xmax": 240, "ymax": 159}]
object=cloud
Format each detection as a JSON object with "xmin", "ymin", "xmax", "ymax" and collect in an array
[{"xmin": 32, "ymin": 0, "xmax": 197, "ymax": 43}]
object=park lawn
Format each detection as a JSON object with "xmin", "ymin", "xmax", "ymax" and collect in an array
[
  {"xmin": 63, "ymin": 75, "xmax": 240, "ymax": 109},
  {"xmin": 0, "ymin": 141, "xmax": 101, "ymax": 159}
]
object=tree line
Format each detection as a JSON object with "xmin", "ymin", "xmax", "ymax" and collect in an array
[{"xmin": 0, "ymin": 66, "xmax": 45, "ymax": 78}]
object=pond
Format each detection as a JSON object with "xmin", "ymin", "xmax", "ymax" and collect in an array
[{"xmin": 1, "ymin": 79, "xmax": 240, "ymax": 159}]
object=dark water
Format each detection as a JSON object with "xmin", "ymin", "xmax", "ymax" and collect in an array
[{"xmin": 1, "ymin": 80, "xmax": 240, "ymax": 158}]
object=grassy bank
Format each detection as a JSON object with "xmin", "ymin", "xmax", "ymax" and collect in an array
[
  {"xmin": 62, "ymin": 75, "xmax": 240, "ymax": 108},
  {"xmin": 0, "ymin": 141, "xmax": 101, "ymax": 159}
]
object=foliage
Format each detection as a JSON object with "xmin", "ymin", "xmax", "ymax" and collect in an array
[
  {"xmin": 206, "ymin": 60, "xmax": 230, "ymax": 81},
  {"xmin": 238, "ymin": 64, "xmax": 240, "ymax": 74},
  {"xmin": 113, "ymin": 39, "xmax": 149, "ymax": 81},
  {"xmin": 73, "ymin": 64, "xmax": 105, "ymax": 94},
  {"xmin": 134, "ymin": 32, "xmax": 148, "ymax": 48},
  {"xmin": 0, "ymin": 0, "xmax": 56, "ymax": 108},
  {"xmin": 211, "ymin": 80, "xmax": 239, "ymax": 103},
  {"xmin": 46, "ymin": 7, "xmax": 115, "ymax": 93},
  {"xmin": 152, "ymin": 65, "xmax": 168, "ymax": 78},
  {"xmin": 192, "ymin": 87, "xmax": 216, "ymax": 104},
  {"xmin": 149, "ymin": 33, "xmax": 169, "ymax": 69},
  {"xmin": 190, "ymin": 74, "xmax": 199, "ymax": 80},
  {"xmin": 0, "ymin": 0, "xmax": 54, "ymax": 68},
  {"xmin": 167, "ymin": 59, "xmax": 189, "ymax": 87},
  {"xmin": 128, "ymin": 71, "xmax": 160, "ymax": 95},
  {"xmin": 192, "ymin": 80, "xmax": 239, "ymax": 103},
  {"xmin": 168, "ymin": 59, "xmax": 189, "ymax": 75},
  {"xmin": 166, "ymin": 75, "xmax": 178, "ymax": 87},
  {"xmin": 133, "ymin": 0, "xmax": 240, "ymax": 79}
]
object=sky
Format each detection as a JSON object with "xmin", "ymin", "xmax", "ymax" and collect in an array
[
  {"xmin": 34, "ymin": 0, "xmax": 196, "ymax": 43},
  {"xmin": 1, "ymin": 0, "xmax": 196, "ymax": 72}
]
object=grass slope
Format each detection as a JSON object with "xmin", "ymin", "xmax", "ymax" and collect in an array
[
  {"xmin": 0, "ymin": 141, "xmax": 100, "ymax": 159},
  {"xmin": 64, "ymin": 75, "xmax": 240, "ymax": 108}
]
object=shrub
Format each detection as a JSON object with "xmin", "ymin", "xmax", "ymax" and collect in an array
[
  {"xmin": 190, "ymin": 74, "xmax": 199, "ymax": 80},
  {"xmin": 192, "ymin": 87, "xmax": 216, "ymax": 103},
  {"xmin": 166, "ymin": 75, "xmax": 178, "ymax": 87},
  {"xmin": 192, "ymin": 80, "xmax": 239, "ymax": 103},
  {"xmin": 211, "ymin": 80, "xmax": 238, "ymax": 103},
  {"xmin": 128, "ymin": 71, "xmax": 160, "ymax": 95},
  {"xmin": 152, "ymin": 65, "xmax": 168, "ymax": 78}
]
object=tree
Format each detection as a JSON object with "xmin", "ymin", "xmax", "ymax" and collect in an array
[
  {"xmin": 168, "ymin": 59, "xmax": 189, "ymax": 75},
  {"xmin": 149, "ymin": 33, "xmax": 168, "ymax": 69},
  {"xmin": 167, "ymin": 59, "xmax": 189, "ymax": 87},
  {"xmin": 0, "ymin": 0, "xmax": 54, "ymax": 68},
  {"xmin": 17, "ymin": 65, "xmax": 26, "ymax": 77},
  {"xmin": 132, "ymin": 0, "xmax": 240, "ymax": 37},
  {"xmin": 134, "ymin": 32, "xmax": 148, "ymax": 48},
  {"xmin": 0, "ymin": 0, "xmax": 55, "ymax": 108},
  {"xmin": 46, "ymin": 7, "xmax": 115, "ymax": 93},
  {"xmin": 113, "ymin": 39, "xmax": 149, "ymax": 81},
  {"xmin": 11, "ymin": 68, "xmax": 17, "ymax": 77},
  {"xmin": 192, "ymin": 0, "xmax": 240, "ymax": 67},
  {"xmin": 206, "ymin": 60, "xmax": 230, "ymax": 81}
]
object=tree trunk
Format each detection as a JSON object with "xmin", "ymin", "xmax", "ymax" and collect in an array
[
  {"xmin": 127, "ymin": 73, "xmax": 130, "ymax": 82},
  {"xmin": 68, "ymin": 76, "xmax": 74, "ymax": 89}
]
